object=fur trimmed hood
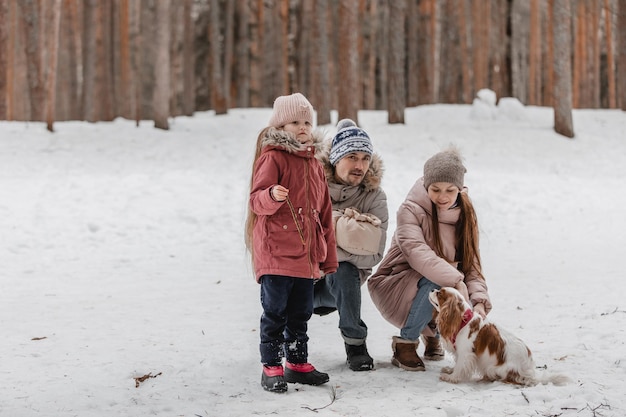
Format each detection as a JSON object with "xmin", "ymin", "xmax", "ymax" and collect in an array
[
  {"xmin": 260, "ymin": 127, "xmax": 326, "ymax": 154},
  {"xmin": 317, "ymin": 140, "xmax": 384, "ymax": 192}
]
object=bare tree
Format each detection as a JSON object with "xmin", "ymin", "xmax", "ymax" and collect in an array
[
  {"xmin": 528, "ymin": 0, "xmax": 541, "ymax": 105},
  {"xmin": 153, "ymin": 0, "xmax": 170, "ymax": 129},
  {"xmin": 416, "ymin": 0, "xmax": 439, "ymax": 105},
  {"xmin": 604, "ymin": 0, "xmax": 616, "ymax": 108},
  {"xmin": 337, "ymin": 0, "xmax": 359, "ymax": 122},
  {"xmin": 234, "ymin": 0, "xmax": 249, "ymax": 108},
  {"xmin": 388, "ymin": 0, "xmax": 406, "ymax": 123},
  {"xmin": 0, "ymin": 0, "xmax": 8, "ymax": 120},
  {"xmin": 18, "ymin": 0, "xmax": 45, "ymax": 121},
  {"xmin": 617, "ymin": 0, "xmax": 626, "ymax": 110},
  {"xmin": 511, "ymin": 0, "xmax": 530, "ymax": 104},
  {"xmin": 553, "ymin": 0, "xmax": 574, "ymax": 138},
  {"xmin": 45, "ymin": 0, "xmax": 63, "ymax": 131},
  {"xmin": 311, "ymin": 0, "xmax": 332, "ymax": 125}
]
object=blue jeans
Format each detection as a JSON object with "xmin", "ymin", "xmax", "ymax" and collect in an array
[
  {"xmin": 259, "ymin": 275, "xmax": 314, "ymax": 366},
  {"xmin": 400, "ymin": 277, "xmax": 440, "ymax": 341},
  {"xmin": 313, "ymin": 262, "xmax": 367, "ymax": 344}
]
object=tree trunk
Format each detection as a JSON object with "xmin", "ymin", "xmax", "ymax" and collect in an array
[
  {"xmin": 337, "ymin": 0, "xmax": 359, "ymax": 122},
  {"xmin": 604, "ymin": 0, "xmax": 616, "ymax": 108},
  {"xmin": 311, "ymin": 0, "xmax": 331, "ymax": 125},
  {"xmin": 153, "ymin": 0, "xmax": 170, "ymax": 129},
  {"xmin": 181, "ymin": 0, "xmax": 194, "ymax": 116},
  {"xmin": 18, "ymin": 0, "xmax": 45, "ymax": 121},
  {"xmin": 118, "ymin": 0, "xmax": 133, "ymax": 119},
  {"xmin": 553, "ymin": 0, "xmax": 574, "ymax": 138},
  {"xmin": 489, "ymin": 0, "xmax": 510, "ymax": 100},
  {"xmin": 528, "ymin": 0, "xmax": 541, "ymax": 105},
  {"xmin": 618, "ymin": 0, "xmax": 626, "ymax": 110},
  {"xmin": 83, "ymin": 0, "xmax": 99, "ymax": 122},
  {"xmin": 388, "ymin": 0, "xmax": 405, "ymax": 123},
  {"xmin": 511, "ymin": 0, "xmax": 530, "ymax": 104},
  {"xmin": 417, "ymin": 0, "xmax": 438, "ymax": 104},
  {"xmin": 458, "ymin": 0, "xmax": 472, "ymax": 103},
  {"xmin": 234, "ymin": 0, "xmax": 249, "ymax": 108},
  {"xmin": 45, "ymin": 0, "xmax": 63, "ymax": 131},
  {"xmin": 0, "ymin": 0, "xmax": 8, "ymax": 120}
]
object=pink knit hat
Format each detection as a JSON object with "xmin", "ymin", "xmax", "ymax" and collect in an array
[{"xmin": 268, "ymin": 93, "xmax": 314, "ymax": 128}]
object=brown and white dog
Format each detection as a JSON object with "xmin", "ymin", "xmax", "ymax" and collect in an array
[{"xmin": 428, "ymin": 287, "xmax": 569, "ymax": 386}]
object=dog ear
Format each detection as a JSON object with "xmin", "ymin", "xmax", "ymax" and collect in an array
[{"xmin": 438, "ymin": 292, "xmax": 463, "ymax": 341}]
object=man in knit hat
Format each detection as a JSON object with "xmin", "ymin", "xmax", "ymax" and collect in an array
[{"xmin": 313, "ymin": 119, "xmax": 388, "ymax": 371}]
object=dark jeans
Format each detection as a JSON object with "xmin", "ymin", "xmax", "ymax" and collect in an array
[
  {"xmin": 259, "ymin": 275, "xmax": 314, "ymax": 366},
  {"xmin": 313, "ymin": 262, "xmax": 367, "ymax": 345}
]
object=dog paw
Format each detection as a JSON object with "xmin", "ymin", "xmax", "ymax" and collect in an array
[
  {"xmin": 441, "ymin": 366, "xmax": 454, "ymax": 374},
  {"xmin": 440, "ymin": 373, "xmax": 459, "ymax": 384}
]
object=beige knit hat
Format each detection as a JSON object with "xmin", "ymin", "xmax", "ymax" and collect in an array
[
  {"xmin": 268, "ymin": 93, "xmax": 314, "ymax": 128},
  {"xmin": 423, "ymin": 147, "xmax": 467, "ymax": 190}
]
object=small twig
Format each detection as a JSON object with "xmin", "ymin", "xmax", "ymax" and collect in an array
[
  {"xmin": 521, "ymin": 391, "xmax": 530, "ymax": 404},
  {"xmin": 31, "ymin": 336, "xmax": 47, "ymax": 341},
  {"xmin": 301, "ymin": 386, "xmax": 337, "ymax": 412},
  {"xmin": 600, "ymin": 307, "xmax": 626, "ymax": 316},
  {"xmin": 134, "ymin": 372, "xmax": 162, "ymax": 388}
]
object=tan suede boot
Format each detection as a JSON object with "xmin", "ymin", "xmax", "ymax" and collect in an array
[
  {"xmin": 391, "ymin": 336, "xmax": 425, "ymax": 371},
  {"xmin": 422, "ymin": 335, "xmax": 445, "ymax": 361}
]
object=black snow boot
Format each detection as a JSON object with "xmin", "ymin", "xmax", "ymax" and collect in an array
[
  {"xmin": 261, "ymin": 365, "xmax": 288, "ymax": 393},
  {"xmin": 284, "ymin": 362, "xmax": 329, "ymax": 386},
  {"xmin": 345, "ymin": 342, "xmax": 374, "ymax": 371}
]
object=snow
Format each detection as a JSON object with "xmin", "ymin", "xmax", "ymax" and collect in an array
[{"xmin": 2, "ymin": 96, "xmax": 626, "ymax": 416}]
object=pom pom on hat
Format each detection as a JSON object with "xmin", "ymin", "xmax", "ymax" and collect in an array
[
  {"xmin": 268, "ymin": 93, "xmax": 314, "ymax": 128},
  {"xmin": 329, "ymin": 119, "xmax": 374, "ymax": 165},
  {"xmin": 423, "ymin": 147, "xmax": 467, "ymax": 190}
]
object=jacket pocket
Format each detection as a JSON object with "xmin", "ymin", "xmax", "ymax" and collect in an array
[{"xmin": 266, "ymin": 214, "xmax": 306, "ymax": 258}]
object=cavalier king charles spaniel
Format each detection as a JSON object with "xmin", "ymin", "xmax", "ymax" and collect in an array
[{"xmin": 428, "ymin": 287, "xmax": 569, "ymax": 386}]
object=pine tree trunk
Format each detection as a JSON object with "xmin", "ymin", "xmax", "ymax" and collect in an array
[
  {"xmin": 45, "ymin": 0, "xmax": 63, "ymax": 131},
  {"xmin": 118, "ymin": 0, "xmax": 133, "ymax": 119},
  {"xmin": 153, "ymin": 0, "xmax": 170, "ymax": 129},
  {"xmin": 19, "ymin": 0, "xmax": 45, "ymax": 121},
  {"xmin": 604, "ymin": 0, "xmax": 616, "ymax": 108},
  {"xmin": 553, "ymin": 0, "xmax": 574, "ymax": 138},
  {"xmin": 528, "ymin": 0, "xmax": 541, "ymax": 105},
  {"xmin": 311, "ymin": 0, "xmax": 331, "ymax": 125},
  {"xmin": 337, "ymin": 0, "xmax": 359, "ymax": 122},
  {"xmin": 0, "ymin": 0, "xmax": 8, "ymax": 120},
  {"xmin": 388, "ymin": 0, "xmax": 405, "ymax": 124},
  {"xmin": 511, "ymin": 0, "xmax": 530, "ymax": 104},
  {"xmin": 618, "ymin": 0, "xmax": 626, "ymax": 110},
  {"xmin": 235, "ymin": 0, "xmax": 249, "ymax": 108},
  {"xmin": 210, "ymin": 0, "xmax": 227, "ymax": 114}
]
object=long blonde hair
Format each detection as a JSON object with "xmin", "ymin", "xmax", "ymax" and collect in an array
[
  {"xmin": 244, "ymin": 127, "xmax": 273, "ymax": 261},
  {"xmin": 430, "ymin": 192, "xmax": 484, "ymax": 280}
]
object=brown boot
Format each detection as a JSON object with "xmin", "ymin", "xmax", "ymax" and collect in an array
[
  {"xmin": 422, "ymin": 335, "xmax": 445, "ymax": 361},
  {"xmin": 391, "ymin": 336, "xmax": 425, "ymax": 371}
]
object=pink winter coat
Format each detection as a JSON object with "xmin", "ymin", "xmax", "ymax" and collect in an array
[
  {"xmin": 249, "ymin": 128, "xmax": 338, "ymax": 282},
  {"xmin": 367, "ymin": 177, "xmax": 491, "ymax": 331}
]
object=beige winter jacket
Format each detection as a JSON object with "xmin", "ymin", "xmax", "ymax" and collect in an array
[
  {"xmin": 367, "ymin": 177, "xmax": 491, "ymax": 332},
  {"xmin": 317, "ymin": 141, "xmax": 388, "ymax": 284}
]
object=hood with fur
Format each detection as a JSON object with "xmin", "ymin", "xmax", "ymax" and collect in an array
[
  {"xmin": 317, "ymin": 140, "xmax": 384, "ymax": 192},
  {"xmin": 260, "ymin": 127, "xmax": 326, "ymax": 155}
]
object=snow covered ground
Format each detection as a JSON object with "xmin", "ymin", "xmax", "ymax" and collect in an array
[{"xmin": 2, "ymin": 97, "xmax": 626, "ymax": 416}]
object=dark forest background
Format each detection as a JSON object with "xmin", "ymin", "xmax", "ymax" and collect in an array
[{"xmin": 0, "ymin": 0, "xmax": 624, "ymax": 132}]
